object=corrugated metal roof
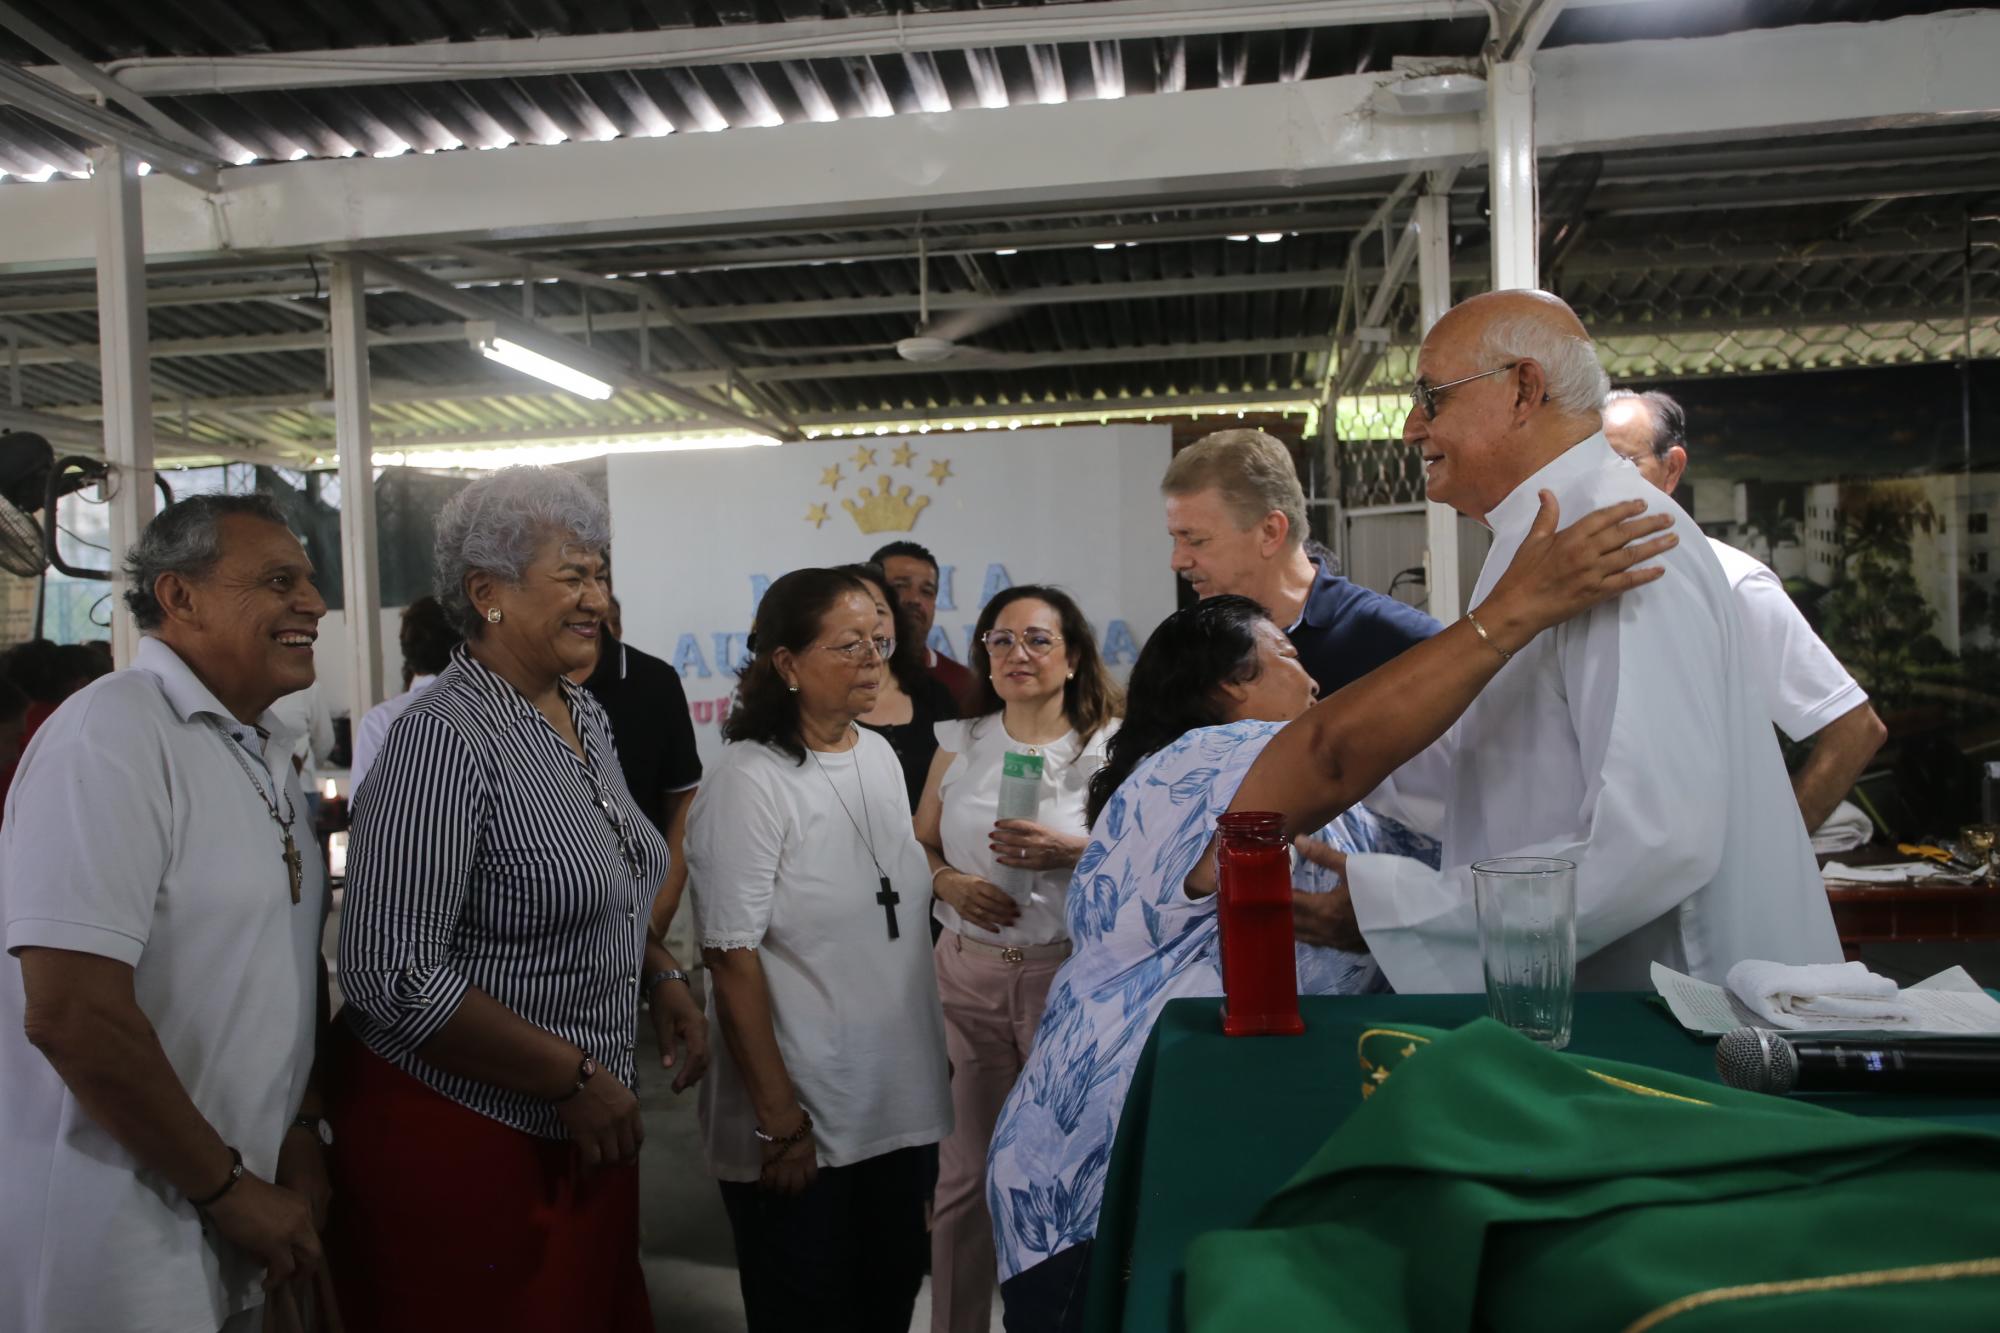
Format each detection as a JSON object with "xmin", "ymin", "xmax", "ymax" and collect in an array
[{"xmin": 0, "ymin": 1, "xmax": 1994, "ymax": 456}]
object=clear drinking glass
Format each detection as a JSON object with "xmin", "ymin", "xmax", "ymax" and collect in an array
[{"xmin": 1473, "ymin": 857, "xmax": 1577, "ymax": 1050}]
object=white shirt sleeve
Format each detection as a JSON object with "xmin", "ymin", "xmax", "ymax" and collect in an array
[
  {"xmin": 1, "ymin": 691, "xmax": 171, "ymax": 966},
  {"xmin": 1347, "ymin": 592, "xmax": 1735, "ymax": 992},
  {"xmin": 350, "ymin": 700, "xmax": 392, "ymax": 792},
  {"xmin": 687, "ymin": 749, "xmax": 789, "ymax": 953},
  {"xmin": 1730, "ymin": 561, "xmax": 1868, "ymax": 742}
]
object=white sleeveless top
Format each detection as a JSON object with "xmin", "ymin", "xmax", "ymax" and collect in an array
[{"xmin": 930, "ymin": 713, "xmax": 1116, "ymax": 948}]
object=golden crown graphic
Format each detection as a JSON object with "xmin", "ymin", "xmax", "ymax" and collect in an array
[{"xmin": 842, "ymin": 475, "xmax": 931, "ymax": 534}]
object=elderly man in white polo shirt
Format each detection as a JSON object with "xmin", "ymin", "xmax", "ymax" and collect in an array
[
  {"xmin": 1603, "ymin": 388, "xmax": 1888, "ymax": 835},
  {"xmin": 1, "ymin": 494, "xmax": 332, "ymax": 1333}
]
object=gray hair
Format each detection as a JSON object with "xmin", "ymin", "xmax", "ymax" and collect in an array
[
  {"xmin": 433, "ymin": 465, "xmax": 611, "ymax": 636},
  {"xmin": 1477, "ymin": 303, "xmax": 1611, "ymax": 416},
  {"xmin": 1159, "ymin": 429, "xmax": 1309, "ymax": 550},
  {"xmin": 123, "ymin": 492, "xmax": 295, "ymax": 631},
  {"xmin": 1605, "ymin": 388, "xmax": 1688, "ymax": 460}
]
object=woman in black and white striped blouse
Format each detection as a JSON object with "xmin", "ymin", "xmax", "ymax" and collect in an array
[{"xmin": 331, "ymin": 466, "xmax": 707, "ymax": 1333}]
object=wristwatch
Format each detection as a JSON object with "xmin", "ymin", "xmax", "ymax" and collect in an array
[
  {"xmin": 554, "ymin": 1054, "xmax": 599, "ymax": 1103},
  {"xmin": 290, "ymin": 1114, "xmax": 334, "ymax": 1147},
  {"xmin": 642, "ymin": 967, "xmax": 690, "ymax": 1001}
]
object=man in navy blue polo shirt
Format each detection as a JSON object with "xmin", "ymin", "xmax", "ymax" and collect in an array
[{"xmin": 1161, "ymin": 429, "xmax": 1440, "ymax": 696}]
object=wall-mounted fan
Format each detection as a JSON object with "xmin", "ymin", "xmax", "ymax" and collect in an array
[{"xmin": 0, "ymin": 432, "xmax": 176, "ymax": 610}]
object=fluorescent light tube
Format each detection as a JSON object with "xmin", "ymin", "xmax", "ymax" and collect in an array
[{"xmin": 475, "ymin": 336, "xmax": 615, "ymax": 400}]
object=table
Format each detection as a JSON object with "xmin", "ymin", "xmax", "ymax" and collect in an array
[{"xmin": 1086, "ymin": 993, "xmax": 2000, "ymax": 1333}]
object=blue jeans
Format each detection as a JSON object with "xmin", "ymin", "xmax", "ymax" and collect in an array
[{"xmin": 1000, "ymin": 1241, "xmax": 1094, "ymax": 1333}]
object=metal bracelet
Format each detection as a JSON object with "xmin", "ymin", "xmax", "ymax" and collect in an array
[{"xmin": 1465, "ymin": 610, "xmax": 1513, "ymax": 662}]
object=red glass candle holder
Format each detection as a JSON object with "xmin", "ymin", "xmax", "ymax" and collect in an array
[{"xmin": 1215, "ymin": 811, "xmax": 1305, "ymax": 1037}]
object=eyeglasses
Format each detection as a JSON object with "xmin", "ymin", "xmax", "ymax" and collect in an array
[
  {"xmin": 1409, "ymin": 362, "xmax": 1518, "ymax": 421},
  {"xmin": 820, "ymin": 637, "xmax": 895, "ymax": 662},
  {"xmin": 981, "ymin": 630, "xmax": 1064, "ymax": 658}
]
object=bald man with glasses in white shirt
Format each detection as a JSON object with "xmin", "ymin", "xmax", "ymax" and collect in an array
[{"xmin": 1306, "ymin": 289, "xmax": 1842, "ymax": 992}]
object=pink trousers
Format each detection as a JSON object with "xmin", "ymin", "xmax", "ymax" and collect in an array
[{"xmin": 930, "ymin": 931, "xmax": 1068, "ymax": 1333}]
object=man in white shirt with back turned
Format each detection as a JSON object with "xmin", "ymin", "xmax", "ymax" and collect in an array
[
  {"xmin": 1603, "ymin": 388, "xmax": 1887, "ymax": 837},
  {"xmin": 1323, "ymin": 289, "xmax": 1841, "ymax": 991},
  {"xmin": 1, "ymin": 494, "xmax": 331, "ymax": 1333}
]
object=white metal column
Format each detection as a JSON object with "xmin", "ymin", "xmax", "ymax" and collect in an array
[
  {"xmin": 329, "ymin": 259, "xmax": 383, "ymax": 729},
  {"xmin": 92, "ymin": 146, "xmax": 154, "ymax": 669},
  {"xmin": 1485, "ymin": 59, "xmax": 1538, "ymax": 291},
  {"xmin": 1415, "ymin": 182, "xmax": 1463, "ymax": 623}
]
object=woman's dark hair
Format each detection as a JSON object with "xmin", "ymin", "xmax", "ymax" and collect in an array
[
  {"xmin": 1085, "ymin": 595, "xmax": 1270, "ymax": 828},
  {"xmin": 398, "ymin": 595, "xmax": 461, "ymax": 679},
  {"xmin": 833, "ymin": 562, "xmax": 928, "ymax": 696},
  {"xmin": 726, "ymin": 567, "xmax": 873, "ymax": 763},
  {"xmin": 0, "ymin": 639, "xmax": 96, "ymax": 705},
  {"xmin": 966, "ymin": 585, "xmax": 1121, "ymax": 746}
]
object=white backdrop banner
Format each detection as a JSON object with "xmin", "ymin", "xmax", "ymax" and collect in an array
[{"xmin": 607, "ymin": 424, "xmax": 1175, "ymax": 766}]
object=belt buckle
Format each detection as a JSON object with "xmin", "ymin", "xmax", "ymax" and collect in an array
[{"xmin": 1001, "ymin": 947, "xmax": 1026, "ymax": 965}]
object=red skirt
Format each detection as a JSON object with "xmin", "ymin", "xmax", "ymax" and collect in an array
[{"xmin": 326, "ymin": 1030, "xmax": 652, "ymax": 1333}]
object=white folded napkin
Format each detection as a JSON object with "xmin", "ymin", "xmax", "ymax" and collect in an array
[
  {"xmin": 1820, "ymin": 860, "xmax": 1940, "ymax": 884},
  {"xmin": 1810, "ymin": 799, "xmax": 1873, "ymax": 855},
  {"xmin": 1724, "ymin": 959, "xmax": 1917, "ymax": 1029}
]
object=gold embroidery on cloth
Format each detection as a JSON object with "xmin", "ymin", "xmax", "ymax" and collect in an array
[
  {"xmin": 1585, "ymin": 1069, "xmax": 1713, "ymax": 1106},
  {"xmin": 1356, "ymin": 1028, "xmax": 1433, "ymax": 1099},
  {"xmin": 1622, "ymin": 1256, "xmax": 2000, "ymax": 1332}
]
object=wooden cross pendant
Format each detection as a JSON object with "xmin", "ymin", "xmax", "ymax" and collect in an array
[
  {"xmin": 876, "ymin": 876, "xmax": 901, "ymax": 941},
  {"xmin": 282, "ymin": 834, "xmax": 303, "ymax": 905}
]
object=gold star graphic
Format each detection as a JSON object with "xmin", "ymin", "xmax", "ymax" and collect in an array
[
  {"xmin": 850, "ymin": 445, "xmax": 878, "ymax": 469},
  {"xmin": 819, "ymin": 464, "xmax": 843, "ymax": 489},
  {"xmin": 804, "ymin": 502, "xmax": 829, "ymax": 529},
  {"xmin": 928, "ymin": 458, "xmax": 954, "ymax": 485},
  {"xmin": 890, "ymin": 441, "xmax": 917, "ymax": 468},
  {"xmin": 1369, "ymin": 1066, "xmax": 1389, "ymax": 1084}
]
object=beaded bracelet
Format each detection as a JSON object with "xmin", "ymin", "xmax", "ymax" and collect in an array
[{"xmin": 754, "ymin": 1108, "xmax": 815, "ymax": 1151}]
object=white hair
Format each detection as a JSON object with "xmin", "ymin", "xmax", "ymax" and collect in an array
[
  {"xmin": 433, "ymin": 465, "xmax": 610, "ymax": 635},
  {"xmin": 1476, "ymin": 298, "xmax": 1610, "ymax": 416}
]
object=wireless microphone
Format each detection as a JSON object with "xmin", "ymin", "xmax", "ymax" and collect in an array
[{"xmin": 1716, "ymin": 1027, "xmax": 2000, "ymax": 1095}]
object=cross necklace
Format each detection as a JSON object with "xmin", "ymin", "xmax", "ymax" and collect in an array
[
  {"xmin": 808, "ymin": 731, "xmax": 899, "ymax": 940},
  {"xmin": 207, "ymin": 718, "xmax": 304, "ymax": 904}
]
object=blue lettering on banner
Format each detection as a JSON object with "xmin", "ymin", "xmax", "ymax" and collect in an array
[
  {"xmin": 927, "ymin": 624, "xmax": 958, "ymax": 661},
  {"xmin": 978, "ymin": 563, "xmax": 1013, "ymax": 609},
  {"xmin": 672, "ymin": 633, "xmax": 712, "ymax": 679},
  {"xmin": 1101, "ymin": 619, "xmax": 1139, "ymax": 666},
  {"xmin": 749, "ymin": 574, "xmax": 773, "ymax": 613},
  {"xmin": 937, "ymin": 564, "xmax": 956, "ymax": 612},
  {"xmin": 712, "ymin": 632, "xmax": 751, "ymax": 674}
]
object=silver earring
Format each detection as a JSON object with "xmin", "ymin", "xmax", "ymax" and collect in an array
[
  {"xmin": 787, "ymin": 682, "xmax": 799, "ymax": 693},
  {"xmin": 1066, "ymin": 670, "xmax": 1075, "ymax": 680},
  {"xmin": 486, "ymin": 607, "xmax": 502, "ymax": 624}
]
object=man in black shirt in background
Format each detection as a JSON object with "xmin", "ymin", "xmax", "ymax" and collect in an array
[{"xmin": 573, "ymin": 595, "xmax": 702, "ymax": 944}]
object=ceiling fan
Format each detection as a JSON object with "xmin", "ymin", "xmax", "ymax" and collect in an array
[{"xmin": 727, "ymin": 231, "xmax": 1022, "ymax": 366}]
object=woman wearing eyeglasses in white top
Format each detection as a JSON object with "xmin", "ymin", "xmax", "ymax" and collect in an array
[
  {"xmin": 913, "ymin": 584, "xmax": 1122, "ymax": 1333},
  {"xmin": 689, "ymin": 568, "xmax": 950, "ymax": 1333}
]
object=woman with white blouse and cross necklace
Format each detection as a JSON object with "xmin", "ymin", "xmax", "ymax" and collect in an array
[{"xmin": 689, "ymin": 567, "xmax": 951, "ymax": 1333}]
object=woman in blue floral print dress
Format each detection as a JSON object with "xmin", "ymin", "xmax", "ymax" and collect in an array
[
  {"xmin": 984, "ymin": 597, "xmax": 1433, "ymax": 1328},
  {"xmin": 988, "ymin": 491, "xmax": 1680, "ymax": 1330}
]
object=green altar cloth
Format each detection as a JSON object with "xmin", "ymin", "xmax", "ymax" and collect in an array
[{"xmin": 1087, "ymin": 994, "xmax": 2000, "ymax": 1333}]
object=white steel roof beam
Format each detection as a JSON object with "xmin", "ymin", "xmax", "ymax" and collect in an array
[
  {"xmin": 26, "ymin": 0, "xmax": 1506, "ymax": 99},
  {"xmin": 0, "ymin": 11, "xmax": 1992, "ymax": 271}
]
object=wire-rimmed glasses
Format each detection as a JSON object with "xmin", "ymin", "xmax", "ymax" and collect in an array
[
  {"xmin": 1410, "ymin": 362, "xmax": 1518, "ymax": 420},
  {"xmin": 821, "ymin": 636, "xmax": 895, "ymax": 663},
  {"xmin": 981, "ymin": 629, "xmax": 1064, "ymax": 658}
]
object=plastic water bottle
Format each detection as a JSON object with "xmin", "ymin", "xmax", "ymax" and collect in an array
[{"xmin": 995, "ymin": 749, "xmax": 1045, "ymax": 903}]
